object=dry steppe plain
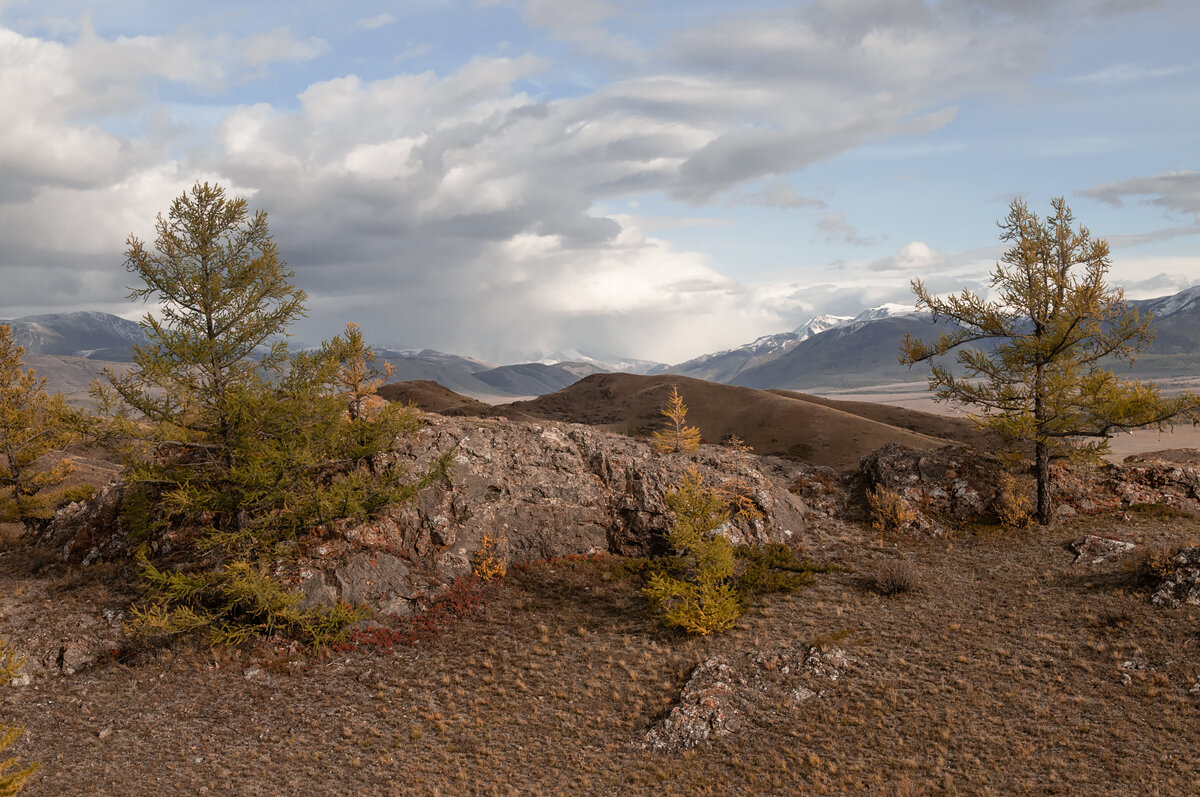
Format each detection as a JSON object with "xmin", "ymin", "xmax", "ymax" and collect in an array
[{"xmin": 0, "ymin": 378, "xmax": 1197, "ymax": 795}]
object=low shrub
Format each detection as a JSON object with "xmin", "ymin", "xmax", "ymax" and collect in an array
[
  {"xmin": 0, "ymin": 639, "xmax": 37, "ymax": 794},
  {"xmin": 344, "ymin": 575, "xmax": 489, "ymax": 649},
  {"xmin": 123, "ymin": 552, "xmax": 367, "ymax": 648},
  {"xmin": 994, "ymin": 473, "xmax": 1033, "ymax": 528},
  {"xmin": 472, "ymin": 533, "xmax": 507, "ymax": 582},
  {"xmin": 735, "ymin": 543, "xmax": 845, "ymax": 598},
  {"xmin": 56, "ymin": 484, "xmax": 96, "ymax": 507},
  {"xmin": 717, "ymin": 477, "xmax": 764, "ymax": 522},
  {"xmin": 1127, "ymin": 541, "xmax": 1191, "ymax": 588},
  {"xmin": 867, "ymin": 486, "xmax": 918, "ymax": 533}
]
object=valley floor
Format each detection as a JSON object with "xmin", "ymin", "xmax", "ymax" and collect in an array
[{"xmin": 1, "ymin": 508, "xmax": 1198, "ymax": 795}]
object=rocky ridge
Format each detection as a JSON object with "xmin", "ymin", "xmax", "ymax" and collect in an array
[
  {"xmin": 290, "ymin": 415, "xmax": 815, "ymax": 615},
  {"xmin": 44, "ymin": 414, "xmax": 820, "ymax": 617}
]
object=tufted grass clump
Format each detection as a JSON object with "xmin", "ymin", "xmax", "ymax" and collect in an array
[
  {"xmin": 871, "ymin": 559, "xmax": 919, "ymax": 596},
  {"xmin": 643, "ymin": 468, "xmax": 743, "ymax": 635}
]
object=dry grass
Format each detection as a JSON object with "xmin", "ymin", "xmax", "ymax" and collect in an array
[
  {"xmin": 0, "ymin": 509, "xmax": 1198, "ymax": 795},
  {"xmin": 871, "ymin": 559, "xmax": 919, "ymax": 596}
]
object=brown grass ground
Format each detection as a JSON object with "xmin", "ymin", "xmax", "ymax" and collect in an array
[{"xmin": 1, "ymin": 506, "xmax": 1197, "ymax": 795}]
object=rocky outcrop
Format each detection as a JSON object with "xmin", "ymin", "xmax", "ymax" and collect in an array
[
  {"xmin": 644, "ymin": 646, "xmax": 855, "ymax": 752},
  {"xmin": 860, "ymin": 444, "xmax": 1200, "ymax": 528},
  {"xmin": 45, "ymin": 414, "xmax": 814, "ymax": 616},
  {"xmin": 294, "ymin": 415, "xmax": 812, "ymax": 614},
  {"xmin": 1150, "ymin": 546, "xmax": 1200, "ymax": 608},
  {"xmin": 859, "ymin": 443, "xmax": 1004, "ymax": 528},
  {"xmin": 42, "ymin": 482, "xmax": 130, "ymax": 567},
  {"xmin": 1071, "ymin": 535, "xmax": 1135, "ymax": 565},
  {"xmin": 1054, "ymin": 454, "xmax": 1200, "ymax": 516}
]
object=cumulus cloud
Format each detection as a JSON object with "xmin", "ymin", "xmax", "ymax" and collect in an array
[
  {"xmin": 869, "ymin": 241, "xmax": 946, "ymax": 271},
  {"xmin": 0, "ymin": 2, "xmax": 1192, "ymax": 363}
]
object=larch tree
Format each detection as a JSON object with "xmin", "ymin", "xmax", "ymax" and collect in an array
[
  {"xmin": 107, "ymin": 180, "xmax": 306, "ymax": 478},
  {"xmin": 900, "ymin": 197, "xmax": 1198, "ymax": 524},
  {"xmin": 102, "ymin": 181, "xmax": 450, "ymax": 645},
  {"xmin": 651, "ymin": 385, "xmax": 702, "ymax": 453},
  {"xmin": 0, "ymin": 325, "xmax": 79, "ymax": 530}
]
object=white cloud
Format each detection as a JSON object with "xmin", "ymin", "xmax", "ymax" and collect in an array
[
  {"xmin": 239, "ymin": 27, "xmax": 329, "ymax": 67},
  {"xmin": 869, "ymin": 241, "xmax": 946, "ymax": 271},
  {"xmin": 818, "ymin": 212, "xmax": 878, "ymax": 247},
  {"xmin": 1066, "ymin": 63, "xmax": 1187, "ymax": 84},
  {"xmin": 0, "ymin": 2, "xmax": 1195, "ymax": 363},
  {"xmin": 357, "ymin": 13, "xmax": 398, "ymax": 30},
  {"xmin": 1084, "ymin": 171, "xmax": 1200, "ymax": 220}
]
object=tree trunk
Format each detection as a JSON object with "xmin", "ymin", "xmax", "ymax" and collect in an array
[
  {"xmin": 1033, "ymin": 361, "xmax": 1051, "ymax": 525},
  {"xmin": 1035, "ymin": 439, "xmax": 1051, "ymax": 525}
]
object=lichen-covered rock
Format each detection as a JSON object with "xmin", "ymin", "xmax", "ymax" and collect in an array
[
  {"xmin": 644, "ymin": 646, "xmax": 856, "ymax": 752},
  {"xmin": 1071, "ymin": 535, "xmax": 1135, "ymax": 565},
  {"xmin": 296, "ymin": 415, "xmax": 814, "ymax": 613},
  {"xmin": 1053, "ymin": 453, "xmax": 1200, "ymax": 516},
  {"xmin": 859, "ymin": 443, "xmax": 1004, "ymax": 527},
  {"xmin": 644, "ymin": 658, "xmax": 738, "ymax": 752},
  {"xmin": 41, "ymin": 482, "xmax": 129, "ymax": 567},
  {"xmin": 1151, "ymin": 546, "xmax": 1200, "ymax": 608}
]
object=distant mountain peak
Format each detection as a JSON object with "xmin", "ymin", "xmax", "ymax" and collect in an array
[
  {"xmin": 849, "ymin": 303, "xmax": 918, "ymax": 323},
  {"xmin": 1139, "ymin": 284, "xmax": 1200, "ymax": 318},
  {"xmin": 793, "ymin": 314, "xmax": 852, "ymax": 340}
]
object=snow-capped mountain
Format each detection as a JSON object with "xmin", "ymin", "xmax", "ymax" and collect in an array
[
  {"xmin": 1132, "ymin": 284, "xmax": 1200, "ymax": 319},
  {"xmin": 663, "ymin": 308, "xmax": 916, "ymax": 385},
  {"xmin": 845, "ymin": 303, "xmax": 917, "ymax": 324},
  {"xmin": 535, "ymin": 349, "xmax": 663, "ymax": 375},
  {"xmin": 0, "ymin": 311, "xmax": 146, "ymax": 361},
  {"xmin": 793, "ymin": 314, "xmax": 852, "ymax": 341}
]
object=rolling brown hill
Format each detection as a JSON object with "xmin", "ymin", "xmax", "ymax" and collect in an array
[
  {"xmin": 765, "ymin": 388, "xmax": 993, "ymax": 449},
  {"xmin": 385, "ymin": 373, "xmax": 973, "ymax": 471},
  {"xmin": 377, "ymin": 380, "xmax": 500, "ymax": 416}
]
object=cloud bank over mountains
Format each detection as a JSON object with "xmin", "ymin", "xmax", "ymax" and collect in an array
[{"xmin": 1, "ymin": 0, "xmax": 1198, "ymax": 363}]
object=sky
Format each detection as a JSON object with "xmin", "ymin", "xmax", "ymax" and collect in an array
[{"xmin": 0, "ymin": 0, "xmax": 1197, "ymax": 365}]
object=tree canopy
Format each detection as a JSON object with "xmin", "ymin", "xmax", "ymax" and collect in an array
[
  {"xmin": 900, "ymin": 197, "xmax": 1198, "ymax": 524},
  {"xmin": 101, "ymin": 181, "xmax": 450, "ymax": 645},
  {"xmin": 0, "ymin": 325, "xmax": 80, "ymax": 530}
]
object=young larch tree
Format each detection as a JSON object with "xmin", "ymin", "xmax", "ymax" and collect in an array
[{"xmin": 900, "ymin": 197, "xmax": 1198, "ymax": 524}]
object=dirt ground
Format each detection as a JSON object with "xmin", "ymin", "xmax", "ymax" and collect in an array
[{"xmin": 0, "ymin": 504, "xmax": 1197, "ymax": 795}]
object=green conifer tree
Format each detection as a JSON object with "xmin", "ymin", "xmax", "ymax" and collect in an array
[
  {"xmin": 901, "ymin": 197, "xmax": 1199, "ymax": 524},
  {"xmin": 644, "ymin": 468, "xmax": 742, "ymax": 635},
  {"xmin": 103, "ymin": 182, "xmax": 450, "ymax": 645},
  {"xmin": 0, "ymin": 325, "xmax": 79, "ymax": 530}
]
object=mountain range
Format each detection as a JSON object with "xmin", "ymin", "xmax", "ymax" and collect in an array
[{"xmin": 6, "ymin": 285, "xmax": 1200, "ymax": 401}]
